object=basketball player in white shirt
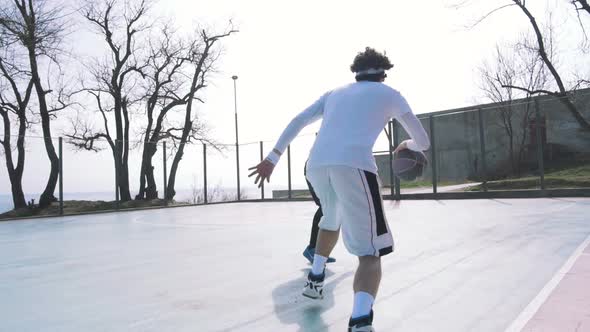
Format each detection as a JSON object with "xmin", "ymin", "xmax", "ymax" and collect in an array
[{"xmin": 249, "ymin": 47, "xmax": 430, "ymax": 332}]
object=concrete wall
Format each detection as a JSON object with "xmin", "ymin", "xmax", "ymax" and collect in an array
[{"xmin": 376, "ymin": 89, "xmax": 590, "ymax": 184}]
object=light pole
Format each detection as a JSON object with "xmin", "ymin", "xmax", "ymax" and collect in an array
[{"xmin": 232, "ymin": 75, "xmax": 241, "ymax": 201}]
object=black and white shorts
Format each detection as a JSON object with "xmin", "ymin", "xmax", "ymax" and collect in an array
[{"xmin": 305, "ymin": 165, "xmax": 394, "ymax": 257}]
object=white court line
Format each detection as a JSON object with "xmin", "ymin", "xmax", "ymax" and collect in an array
[{"xmin": 505, "ymin": 232, "xmax": 590, "ymax": 332}]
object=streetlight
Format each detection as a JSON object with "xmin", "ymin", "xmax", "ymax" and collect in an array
[{"xmin": 232, "ymin": 75, "xmax": 241, "ymax": 201}]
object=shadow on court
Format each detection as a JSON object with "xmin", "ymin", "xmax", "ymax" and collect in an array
[{"xmin": 272, "ymin": 268, "xmax": 353, "ymax": 332}]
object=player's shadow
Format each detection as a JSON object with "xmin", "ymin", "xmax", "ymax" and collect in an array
[{"xmin": 272, "ymin": 268, "xmax": 353, "ymax": 332}]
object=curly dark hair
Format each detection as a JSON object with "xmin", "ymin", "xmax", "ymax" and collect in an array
[{"xmin": 350, "ymin": 47, "xmax": 394, "ymax": 74}]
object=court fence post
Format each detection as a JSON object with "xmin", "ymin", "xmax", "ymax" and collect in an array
[
  {"xmin": 115, "ymin": 140, "xmax": 120, "ymax": 210},
  {"xmin": 236, "ymin": 143, "xmax": 241, "ymax": 201},
  {"xmin": 203, "ymin": 143, "xmax": 208, "ymax": 204},
  {"xmin": 59, "ymin": 137, "xmax": 63, "ymax": 215},
  {"xmin": 287, "ymin": 145, "xmax": 292, "ymax": 199},
  {"xmin": 478, "ymin": 109, "xmax": 488, "ymax": 192},
  {"xmin": 388, "ymin": 121, "xmax": 394, "ymax": 198},
  {"xmin": 429, "ymin": 116, "xmax": 438, "ymax": 196},
  {"xmin": 260, "ymin": 141, "xmax": 265, "ymax": 199},
  {"xmin": 163, "ymin": 141, "xmax": 167, "ymax": 205},
  {"xmin": 534, "ymin": 99, "xmax": 546, "ymax": 190},
  {"xmin": 392, "ymin": 120, "xmax": 401, "ymax": 200}
]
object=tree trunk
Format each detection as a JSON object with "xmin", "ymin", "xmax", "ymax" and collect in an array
[
  {"xmin": 166, "ymin": 72, "xmax": 200, "ymax": 200},
  {"xmin": 9, "ymin": 173, "xmax": 27, "ymax": 209},
  {"xmin": 167, "ymin": 123, "xmax": 191, "ymax": 200},
  {"xmin": 136, "ymin": 130, "xmax": 150, "ymax": 200},
  {"xmin": 136, "ymin": 112, "xmax": 159, "ymax": 200},
  {"xmin": 117, "ymin": 140, "xmax": 132, "ymax": 202},
  {"xmin": 111, "ymin": 139, "xmax": 131, "ymax": 201},
  {"xmin": 110, "ymin": 93, "xmax": 132, "ymax": 202},
  {"xmin": 118, "ymin": 164, "xmax": 132, "ymax": 201},
  {"xmin": 145, "ymin": 159, "xmax": 158, "ymax": 199},
  {"xmin": 27, "ymin": 51, "xmax": 59, "ymax": 207},
  {"xmin": 136, "ymin": 166, "xmax": 147, "ymax": 200},
  {"xmin": 121, "ymin": 103, "xmax": 131, "ymax": 200},
  {"xmin": 137, "ymin": 143, "xmax": 159, "ymax": 200},
  {"xmin": 143, "ymin": 105, "xmax": 172, "ymax": 200},
  {"xmin": 14, "ymin": 114, "xmax": 27, "ymax": 208},
  {"xmin": 144, "ymin": 131, "xmax": 159, "ymax": 199},
  {"xmin": 109, "ymin": 138, "xmax": 132, "ymax": 202},
  {"xmin": 112, "ymin": 147, "xmax": 119, "ymax": 199},
  {"xmin": 1, "ymin": 111, "xmax": 27, "ymax": 209},
  {"xmin": 166, "ymin": 142, "xmax": 185, "ymax": 200}
]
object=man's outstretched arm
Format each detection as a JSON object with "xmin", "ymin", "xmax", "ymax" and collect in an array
[{"xmin": 249, "ymin": 93, "xmax": 328, "ymax": 187}]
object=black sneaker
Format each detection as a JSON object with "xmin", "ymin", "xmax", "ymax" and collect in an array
[{"xmin": 348, "ymin": 310, "xmax": 374, "ymax": 332}]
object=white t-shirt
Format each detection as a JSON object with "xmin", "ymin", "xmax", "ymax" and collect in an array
[{"xmin": 267, "ymin": 81, "xmax": 430, "ymax": 173}]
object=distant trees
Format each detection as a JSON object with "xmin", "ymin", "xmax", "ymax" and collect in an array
[
  {"xmin": 0, "ymin": 0, "xmax": 71, "ymax": 208},
  {"xmin": 478, "ymin": 34, "xmax": 549, "ymax": 175},
  {"xmin": 165, "ymin": 27, "xmax": 236, "ymax": 200},
  {"xmin": 457, "ymin": 0, "xmax": 590, "ymax": 130},
  {"xmin": 136, "ymin": 25, "xmax": 234, "ymax": 201},
  {"xmin": 0, "ymin": 0, "xmax": 236, "ymax": 211},
  {"xmin": 0, "ymin": 42, "xmax": 34, "ymax": 209},
  {"xmin": 508, "ymin": 0, "xmax": 589, "ymax": 130},
  {"xmin": 66, "ymin": 0, "xmax": 235, "ymax": 202},
  {"xmin": 136, "ymin": 26, "xmax": 188, "ymax": 200},
  {"xmin": 68, "ymin": 0, "xmax": 151, "ymax": 202}
]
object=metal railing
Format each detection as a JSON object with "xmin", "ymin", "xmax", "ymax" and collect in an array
[{"xmin": 1, "ymin": 92, "xmax": 589, "ymax": 219}]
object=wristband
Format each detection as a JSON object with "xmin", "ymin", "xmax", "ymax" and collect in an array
[{"xmin": 265, "ymin": 149, "xmax": 281, "ymax": 165}]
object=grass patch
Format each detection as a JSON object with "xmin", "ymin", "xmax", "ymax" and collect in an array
[
  {"xmin": 544, "ymin": 164, "xmax": 590, "ymax": 178},
  {"xmin": 465, "ymin": 164, "xmax": 590, "ymax": 191},
  {"xmin": 397, "ymin": 180, "xmax": 460, "ymax": 189},
  {"xmin": 0, "ymin": 199, "xmax": 168, "ymax": 220},
  {"xmin": 274, "ymin": 180, "xmax": 470, "ymax": 199}
]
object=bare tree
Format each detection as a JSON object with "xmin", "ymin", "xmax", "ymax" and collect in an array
[
  {"xmin": 0, "ymin": 47, "xmax": 34, "ymax": 209},
  {"xmin": 454, "ymin": 0, "xmax": 590, "ymax": 130},
  {"xmin": 504, "ymin": 1, "xmax": 589, "ymax": 130},
  {"xmin": 165, "ymin": 26, "xmax": 237, "ymax": 200},
  {"xmin": 0, "ymin": 0, "xmax": 71, "ymax": 207},
  {"xmin": 479, "ymin": 34, "xmax": 549, "ymax": 176},
  {"xmin": 480, "ymin": 47, "xmax": 520, "ymax": 175},
  {"xmin": 572, "ymin": 0, "xmax": 590, "ymax": 15},
  {"xmin": 135, "ymin": 25, "xmax": 226, "ymax": 201},
  {"xmin": 68, "ymin": 0, "xmax": 150, "ymax": 202},
  {"xmin": 135, "ymin": 26, "xmax": 191, "ymax": 200}
]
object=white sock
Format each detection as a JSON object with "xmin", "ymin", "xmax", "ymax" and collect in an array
[
  {"xmin": 311, "ymin": 254, "xmax": 327, "ymax": 275},
  {"xmin": 352, "ymin": 291, "xmax": 374, "ymax": 319}
]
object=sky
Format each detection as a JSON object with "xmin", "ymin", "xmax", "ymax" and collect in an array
[
  {"xmin": 1, "ymin": 0, "xmax": 589, "ymax": 196},
  {"xmin": 155, "ymin": 0, "xmax": 585, "ymax": 143}
]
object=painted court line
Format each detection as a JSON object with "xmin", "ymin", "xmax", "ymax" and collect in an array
[{"xmin": 505, "ymin": 233, "xmax": 590, "ymax": 332}]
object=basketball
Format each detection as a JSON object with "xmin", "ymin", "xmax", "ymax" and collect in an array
[{"xmin": 392, "ymin": 149, "xmax": 428, "ymax": 181}]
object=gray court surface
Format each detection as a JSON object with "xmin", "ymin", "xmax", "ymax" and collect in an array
[{"xmin": 1, "ymin": 198, "xmax": 589, "ymax": 332}]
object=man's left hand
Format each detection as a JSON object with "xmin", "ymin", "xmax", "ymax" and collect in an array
[{"xmin": 248, "ymin": 160, "xmax": 275, "ymax": 188}]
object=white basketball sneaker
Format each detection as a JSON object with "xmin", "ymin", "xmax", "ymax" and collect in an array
[{"xmin": 302, "ymin": 271, "xmax": 324, "ymax": 300}]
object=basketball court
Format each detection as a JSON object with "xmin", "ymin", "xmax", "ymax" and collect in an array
[{"xmin": 1, "ymin": 198, "xmax": 589, "ymax": 331}]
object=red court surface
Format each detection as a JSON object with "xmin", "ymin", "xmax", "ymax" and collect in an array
[{"xmin": 521, "ymin": 239, "xmax": 590, "ymax": 332}]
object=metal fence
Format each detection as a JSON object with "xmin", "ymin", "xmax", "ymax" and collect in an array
[{"xmin": 1, "ymin": 93, "xmax": 589, "ymax": 219}]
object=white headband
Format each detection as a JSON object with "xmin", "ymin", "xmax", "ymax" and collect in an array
[{"xmin": 355, "ymin": 68, "xmax": 385, "ymax": 76}]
